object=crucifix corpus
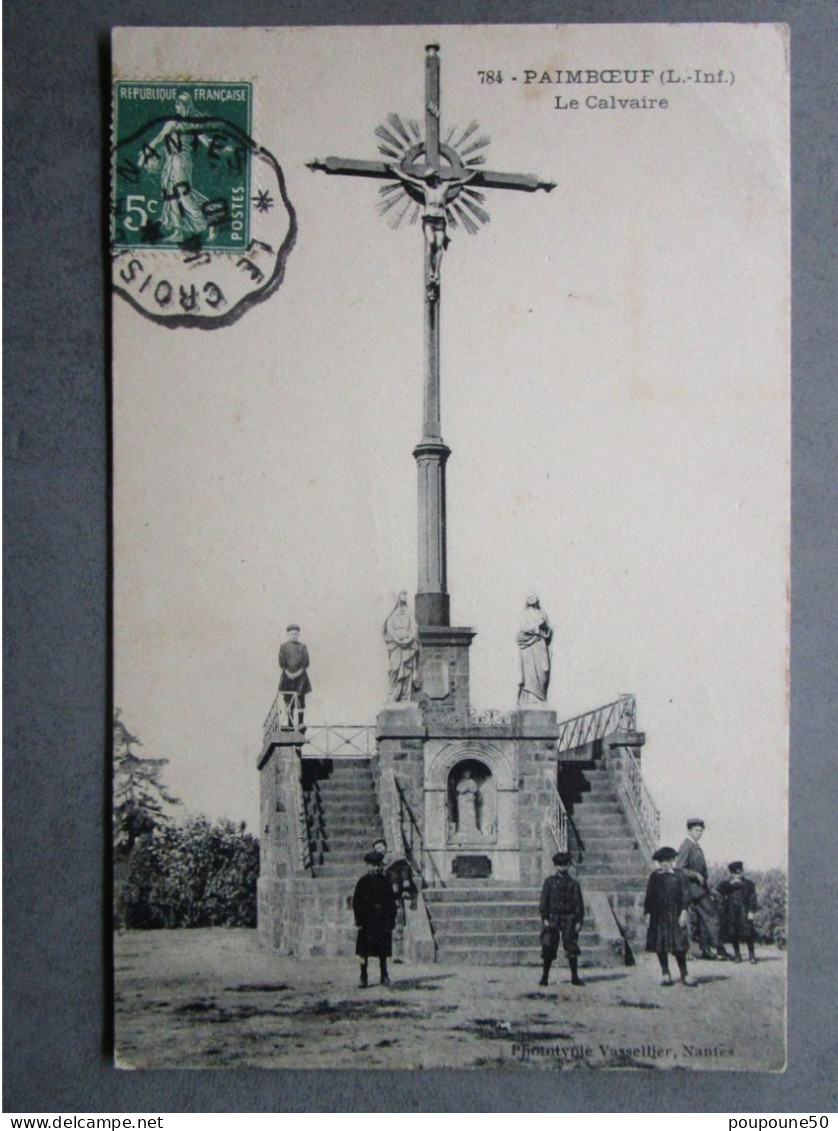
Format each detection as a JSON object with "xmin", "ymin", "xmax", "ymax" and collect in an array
[{"xmin": 309, "ymin": 44, "xmax": 554, "ymax": 628}]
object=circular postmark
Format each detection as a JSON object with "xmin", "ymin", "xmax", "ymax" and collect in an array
[{"xmin": 111, "ymin": 81, "xmax": 296, "ymax": 328}]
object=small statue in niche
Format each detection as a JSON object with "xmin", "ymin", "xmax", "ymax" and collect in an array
[{"xmin": 455, "ymin": 769, "xmax": 481, "ymax": 836}]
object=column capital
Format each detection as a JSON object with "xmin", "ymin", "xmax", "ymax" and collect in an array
[{"xmin": 413, "ymin": 439, "xmax": 451, "ymax": 461}]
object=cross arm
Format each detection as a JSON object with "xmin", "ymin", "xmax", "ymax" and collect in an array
[
  {"xmin": 307, "ymin": 156, "xmax": 393, "ymax": 180},
  {"xmin": 469, "ymin": 169, "xmax": 556, "ymax": 193}
]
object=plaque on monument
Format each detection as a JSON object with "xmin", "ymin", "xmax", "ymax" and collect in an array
[
  {"xmin": 111, "ymin": 24, "xmax": 789, "ymax": 1073},
  {"xmin": 452, "ymin": 855, "xmax": 492, "ymax": 880}
]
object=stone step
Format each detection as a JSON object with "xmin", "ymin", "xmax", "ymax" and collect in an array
[
  {"xmin": 572, "ymin": 874, "xmax": 645, "ymax": 891},
  {"xmin": 578, "ymin": 855, "xmax": 646, "ymax": 871},
  {"xmin": 316, "ymin": 816, "xmax": 380, "ymax": 830},
  {"xmin": 315, "ymin": 852, "xmax": 380, "ymax": 866},
  {"xmin": 573, "ymin": 800, "xmax": 626, "ymax": 815},
  {"xmin": 572, "ymin": 816, "xmax": 634, "ymax": 834},
  {"xmin": 424, "ymin": 886, "xmax": 542, "ymax": 903},
  {"xmin": 574, "ymin": 833, "xmax": 640, "ymax": 849},
  {"xmin": 433, "ymin": 924, "xmax": 602, "ymax": 946},
  {"xmin": 432, "ymin": 946, "xmax": 610, "ymax": 967},
  {"xmin": 315, "ymin": 786, "xmax": 375, "ymax": 795},
  {"xmin": 423, "ymin": 901, "xmax": 544, "ymax": 920}
]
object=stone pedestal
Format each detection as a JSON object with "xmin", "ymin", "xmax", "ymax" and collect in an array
[{"xmin": 417, "ymin": 625, "xmax": 475, "ymax": 725}]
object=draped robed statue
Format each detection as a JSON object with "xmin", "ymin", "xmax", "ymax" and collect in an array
[
  {"xmin": 383, "ymin": 591, "xmax": 421, "ymax": 702},
  {"xmin": 516, "ymin": 595, "xmax": 553, "ymax": 706}
]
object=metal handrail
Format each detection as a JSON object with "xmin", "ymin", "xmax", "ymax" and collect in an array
[
  {"xmin": 468, "ymin": 707, "xmax": 512, "ymax": 726},
  {"xmin": 548, "ymin": 786, "xmax": 568, "ymax": 854},
  {"xmin": 557, "ymin": 693, "xmax": 636, "ymax": 753},
  {"xmin": 302, "ymin": 725, "xmax": 376, "ymax": 759},
  {"xmin": 566, "ymin": 808, "xmax": 586, "ymax": 864},
  {"xmin": 393, "ymin": 776, "xmax": 446, "ymax": 888},
  {"xmin": 263, "ymin": 691, "xmax": 376, "ymax": 757},
  {"xmin": 620, "ymin": 748, "xmax": 660, "ymax": 851}
]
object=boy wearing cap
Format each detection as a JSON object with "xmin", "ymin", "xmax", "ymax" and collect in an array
[
  {"xmin": 716, "ymin": 861, "xmax": 759, "ymax": 964},
  {"xmin": 352, "ymin": 851, "xmax": 398, "ymax": 988},
  {"xmin": 676, "ymin": 818, "xmax": 732, "ymax": 960},
  {"xmin": 644, "ymin": 846, "xmax": 696, "ymax": 986},
  {"xmin": 539, "ymin": 851, "xmax": 586, "ymax": 987},
  {"xmin": 278, "ymin": 624, "xmax": 311, "ymax": 731}
]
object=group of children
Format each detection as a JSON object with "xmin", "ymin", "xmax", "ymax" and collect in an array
[
  {"xmin": 540, "ymin": 821, "xmax": 759, "ymax": 989},
  {"xmin": 355, "ymin": 825, "xmax": 759, "ymax": 990}
]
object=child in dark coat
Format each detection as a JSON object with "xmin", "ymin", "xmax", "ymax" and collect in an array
[
  {"xmin": 352, "ymin": 851, "xmax": 398, "ymax": 987},
  {"xmin": 716, "ymin": 861, "xmax": 759, "ymax": 964},
  {"xmin": 644, "ymin": 846, "xmax": 696, "ymax": 986}
]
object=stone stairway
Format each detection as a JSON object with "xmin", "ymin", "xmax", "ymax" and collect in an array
[
  {"xmin": 423, "ymin": 884, "xmax": 612, "ymax": 967},
  {"xmin": 564, "ymin": 761, "xmax": 650, "ymax": 893},
  {"xmin": 302, "ymin": 758, "xmax": 383, "ymax": 879}
]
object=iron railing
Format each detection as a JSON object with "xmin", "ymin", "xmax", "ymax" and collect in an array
[
  {"xmin": 557, "ymin": 693, "xmax": 636, "ymax": 754},
  {"xmin": 263, "ymin": 691, "xmax": 375, "ymax": 757},
  {"xmin": 394, "ymin": 776, "xmax": 446, "ymax": 887},
  {"xmin": 263, "ymin": 690, "xmax": 301, "ymax": 743},
  {"xmin": 468, "ymin": 707, "xmax": 512, "ymax": 726},
  {"xmin": 618, "ymin": 747, "xmax": 660, "ymax": 852},
  {"xmin": 548, "ymin": 786, "xmax": 569, "ymax": 854},
  {"xmin": 301, "ymin": 726, "xmax": 376, "ymax": 759}
]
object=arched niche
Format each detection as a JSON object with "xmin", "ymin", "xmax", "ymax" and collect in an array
[
  {"xmin": 447, "ymin": 757, "xmax": 495, "ymax": 844},
  {"xmin": 426, "ymin": 739, "xmax": 515, "ymax": 792}
]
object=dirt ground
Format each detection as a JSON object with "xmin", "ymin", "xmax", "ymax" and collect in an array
[{"xmin": 114, "ymin": 929, "xmax": 785, "ymax": 1071}]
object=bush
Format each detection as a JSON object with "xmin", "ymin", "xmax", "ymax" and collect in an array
[{"xmin": 123, "ymin": 816, "xmax": 260, "ymax": 929}]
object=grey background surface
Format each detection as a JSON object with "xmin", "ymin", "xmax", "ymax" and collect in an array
[{"xmin": 4, "ymin": 0, "xmax": 836, "ymax": 1114}]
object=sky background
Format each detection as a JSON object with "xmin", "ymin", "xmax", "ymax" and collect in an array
[{"xmin": 114, "ymin": 24, "xmax": 789, "ymax": 868}]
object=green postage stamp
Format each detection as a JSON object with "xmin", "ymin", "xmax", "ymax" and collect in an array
[
  {"xmin": 112, "ymin": 82, "xmax": 253, "ymax": 252},
  {"xmin": 111, "ymin": 80, "xmax": 295, "ymax": 327}
]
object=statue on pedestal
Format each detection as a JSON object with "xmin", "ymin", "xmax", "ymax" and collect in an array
[
  {"xmin": 516, "ymin": 595, "xmax": 553, "ymax": 706},
  {"xmin": 455, "ymin": 769, "xmax": 481, "ymax": 836},
  {"xmin": 383, "ymin": 591, "xmax": 421, "ymax": 702}
]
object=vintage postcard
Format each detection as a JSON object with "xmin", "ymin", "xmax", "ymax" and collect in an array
[{"xmin": 111, "ymin": 23, "xmax": 789, "ymax": 1070}]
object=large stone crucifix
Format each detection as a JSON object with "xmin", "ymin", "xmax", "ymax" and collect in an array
[{"xmin": 309, "ymin": 44, "xmax": 554, "ymax": 628}]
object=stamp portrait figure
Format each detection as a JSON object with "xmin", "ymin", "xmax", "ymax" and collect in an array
[{"xmin": 138, "ymin": 91, "xmax": 215, "ymax": 242}]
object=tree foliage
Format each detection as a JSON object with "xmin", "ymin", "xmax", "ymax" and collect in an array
[
  {"xmin": 122, "ymin": 816, "xmax": 260, "ymax": 929},
  {"xmin": 113, "ymin": 709, "xmax": 180, "ymax": 858},
  {"xmin": 113, "ymin": 710, "xmax": 259, "ymax": 930}
]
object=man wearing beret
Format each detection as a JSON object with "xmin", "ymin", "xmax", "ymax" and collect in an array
[
  {"xmin": 353, "ymin": 851, "xmax": 398, "ymax": 988},
  {"xmin": 676, "ymin": 819, "xmax": 732, "ymax": 961},
  {"xmin": 278, "ymin": 624, "xmax": 311, "ymax": 732},
  {"xmin": 539, "ymin": 851, "xmax": 586, "ymax": 987}
]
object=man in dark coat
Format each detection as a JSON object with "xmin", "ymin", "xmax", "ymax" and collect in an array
[
  {"xmin": 278, "ymin": 624, "xmax": 311, "ymax": 731},
  {"xmin": 353, "ymin": 851, "xmax": 398, "ymax": 987},
  {"xmin": 716, "ymin": 861, "xmax": 759, "ymax": 963},
  {"xmin": 539, "ymin": 851, "xmax": 586, "ymax": 987},
  {"xmin": 644, "ymin": 845, "xmax": 696, "ymax": 986},
  {"xmin": 676, "ymin": 818, "xmax": 732, "ymax": 960}
]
